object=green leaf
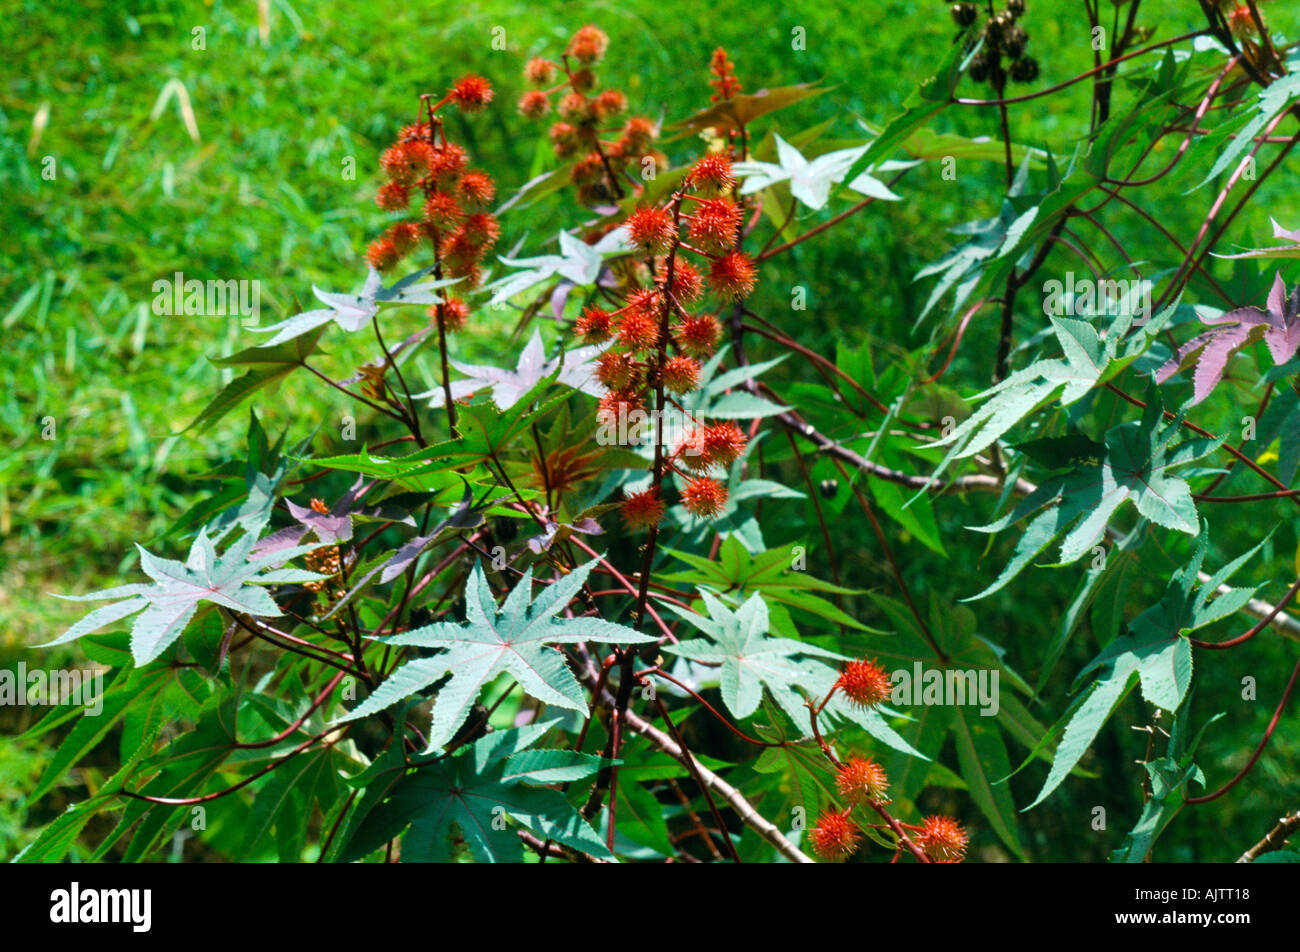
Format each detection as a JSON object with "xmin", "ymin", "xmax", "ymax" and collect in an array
[{"xmin": 334, "ymin": 559, "xmax": 653, "ymax": 752}]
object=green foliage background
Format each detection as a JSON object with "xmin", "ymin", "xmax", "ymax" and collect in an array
[{"xmin": 3, "ymin": 0, "xmax": 1299, "ymax": 861}]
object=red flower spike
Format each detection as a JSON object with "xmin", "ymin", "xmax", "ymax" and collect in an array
[
  {"xmin": 709, "ymin": 47, "xmax": 742, "ymax": 101},
  {"xmin": 626, "ymin": 206, "xmax": 675, "ymax": 254},
  {"xmin": 518, "ymin": 90, "xmax": 551, "ymax": 119},
  {"xmin": 682, "ymin": 477, "xmax": 728, "ymax": 517},
  {"xmin": 576, "ymin": 306, "xmax": 614, "ymax": 344},
  {"xmin": 449, "ymin": 75, "xmax": 494, "ymax": 112},
  {"xmin": 708, "ymin": 250, "xmax": 757, "ymax": 300},
  {"xmin": 661, "ymin": 355, "xmax": 701, "ymax": 395},
  {"xmin": 811, "ymin": 809, "xmax": 860, "ymax": 860},
  {"xmin": 916, "ymin": 815, "xmax": 969, "ymax": 863},
  {"xmin": 835, "ymin": 756, "xmax": 890, "ymax": 806},
  {"xmin": 836, "ymin": 658, "xmax": 892, "ymax": 709},
  {"xmin": 621, "ymin": 490, "xmax": 665, "ymax": 530},
  {"xmin": 567, "ymin": 24, "xmax": 610, "ymax": 64}
]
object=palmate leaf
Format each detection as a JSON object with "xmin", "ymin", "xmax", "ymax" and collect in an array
[
  {"xmin": 1155, "ymin": 272, "xmax": 1300, "ymax": 404},
  {"xmin": 1026, "ymin": 531, "xmax": 1263, "ymax": 810},
  {"xmin": 666, "ymin": 82, "xmax": 828, "ymax": 138},
  {"xmin": 663, "ymin": 591, "xmax": 924, "ymax": 758},
  {"xmin": 486, "ymin": 227, "xmax": 630, "ymax": 306},
  {"xmin": 918, "ymin": 301, "xmax": 1178, "ymax": 496},
  {"xmin": 1212, "ymin": 217, "xmax": 1300, "ymax": 261},
  {"xmin": 43, "ymin": 516, "xmax": 328, "ymax": 665},
  {"xmin": 341, "ymin": 722, "xmax": 611, "ymax": 863},
  {"xmin": 250, "ymin": 266, "xmax": 461, "ymax": 347},
  {"xmin": 963, "ymin": 384, "xmax": 1220, "ymax": 600},
  {"xmin": 733, "ymin": 134, "xmax": 907, "ymax": 211},
  {"xmin": 413, "ymin": 328, "xmax": 607, "ymax": 409},
  {"xmin": 333, "ymin": 559, "xmax": 654, "ymax": 752}
]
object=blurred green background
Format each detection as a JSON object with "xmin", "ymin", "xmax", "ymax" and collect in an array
[{"xmin": 3, "ymin": 0, "xmax": 1299, "ymax": 861}]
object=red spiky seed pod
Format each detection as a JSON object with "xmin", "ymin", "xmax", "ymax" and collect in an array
[
  {"xmin": 616, "ymin": 309, "xmax": 660, "ymax": 352},
  {"xmin": 381, "ymin": 141, "xmax": 436, "ymax": 186},
  {"xmin": 549, "ymin": 122, "xmax": 581, "ymax": 157},
  {"xmin": 836, "ymin": 658, "xmax": 892, "ymax": 708},
  {"xmin": 449, "ymin": 74, "xmax": 494, "ymax": 112},
  {"xmin": 661, "ymin": 355, "xmax": 701, "ymax": 395},
  {"xmin": 570, "ymin": 68, "xmax": 597, "ymax": 94},
  {"xmin": 518, "ymin": 90, "xmax": 551, "ymax": 119},
  {"xmin": 598, "ymin": 388, "xmax": 644, "ymax": 421},
  {"xmin": 430, "ymin": 296, "xmax": 471, "ymax": 332},
  {"xmin": 593, "ymin": 89, "xmax": 627, "ymax": 120},
  {"xmin": 676, "ymin": 313, "xmax": 721, "ymax": 357},
  {"xmin": 596, "ymin": 351, "xmax": 640, "ymax": 390},
  {"xmin": 659, "ymin": 260, "xmax": 703, "ymax": 303},
  {"xmin": 366, "ymin": 237, "xmax": 400, "ymax": 271},
  {"xmin": 688, "ymin": 153, "xmax": 736, "ymax": 196},
  {"xmin": 423, "ymin": 191, "xmax": 462, "ymax": 230},
  {"xmin": 702, "ymin": 422, "xmax": 746, "ymax": 468},
  {"xmin": 456, "ymin": 170, "xmax": 495, "ymax": 208},
  {"xmin": 621, "ymin": 489, "xmax": 665, "ymax": 530},
  {"xmin": 460, "ymin": 212, "xmax": 500, "ymax": 250},
  {"xmin": 682, "ymin": 477, "xmax": 728, "ymax": 517},
  {"xmin": 916, "ymin": 815, "xmax": 969, "ymax": 863},
  {"xmin": 558, "ymin": 91, "xmax": 590, "ymax": 124},
  {"xmin": 376, "ymin": 182, "xmax": 411, "ymax": 211},
  {"xmin": 575, "ymin": 306, "xmax": 614, "ymax": 344},
  {"xmin": 626, "ymin": 206, "xmax": 675, "ymax": 254},
  {"xmin": 708, "ymin": 250, "xmax": 757, "ymax": 300},
  {"xmin": 388, "ymin": 222, "xmax": 422, "ymax": 254},
  {"xmin": 810, "ymin": 809, "xmax": 860, "ymax": 860},
  {"xmin": 620, "ymin": 117, "xmax": 656, "ymax": 155},
  {"xmin": 571, "ymin": 153, "xmax": 606, "ymax": 186},
  {"xmin": 688, "ymin": 198, "xmax": 743, "ymax": 254},
  {"xmin": 676, "ymin": 428, "xmax": 711, "ymax": 472},
  {"xmin": 428, "ymin": 144, "xmax": 469, "ymax": 186},
  {"xmin": 835, "ymin": 756, "xmax": 890, "ymax": 806},
  {"xmin": 567, "ymin": 24, "xmax": 610, "ymax": 64},
  {"xmin": 525, "ymin": 57, "xmax": 558, "ymax": 85}
]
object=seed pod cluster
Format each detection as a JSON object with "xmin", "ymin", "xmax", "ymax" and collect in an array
[{"xmin": 951, "ymin": 1, "xmax": 1039, "ymax": 88}]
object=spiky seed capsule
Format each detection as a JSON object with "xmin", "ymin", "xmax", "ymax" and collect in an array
[
  {"xmin": 682, "ymin": 476, "xmax": 728, "ymax": 517},
  {"xmin": 708, "ymin": 251, "xmax": 758, "ymax": 300},
  {"xmin": 702, "ymin": 422, "xmax": 747, "ymax": 468},
  {"xmin": 519, "ymin": 90, "xmax": 551, "ymax": 118},
  {"xmin": 388, "ymin": 222, "xmax": 421, "ymax": 254},
  {"xmin": 951, "ymin": 2, "xmax": 977, "ymax": 27},
  {"xmin": 811, "ymin": 810, "xmax": 861, "ymax": 860},
  {"xmin": 593, "ymin": 89, "xmax": 627, "ymax": 120},
  {"xmin": 836, "ymin": 658, "xmax": 892, "ymax": 708},
  {"xmin": 676, "ymin": 313, "xmax": 721, "ymax": 357},
  {"xmin": 596, "ymin": 351, "xmax": 641, "ymax": 390},
  {"xmin": 626, "ymin": 206, "xmax": 676, "ymax": 253},
  {"xmin": 660, "ymin": 260, "xmax": 703, "ymax": 303},
  {"xmin": 621, "ymin": 490, "xmax": 665, "ymax": 530},
  {"xmin": 916, "ymin": 815, "xmax": 969, "ymax": 863},
  {"xmin": 969, "ymin": 50, "xmax": 991, "ymax": 83},
  {"xmin": 620, "ymin": 117, "xmax": 657, "ymax": 155},
  {"xmin": 617, "ymin": 309, "xmax": 660, "ymax": 352},
  {"xmin": 1010, "ymin": 55, "xmax": 1039, "ymax": 83},
  {"xmin": 524, "ymin": 57, "xmax": 557, "ymax": 85},
  {"xmin": 376, "ymin": 182, "xmax": 411, "ymax": 211},
  {"xmin": 380, "ymin": 141, "xmax": 435, "ymax": 186},
  {"xmin": 449, "ymin": 75, "xmax": 494, "ymax": 112},
  {"xmin": 575, "ymin": 306, "xmax": 614, "ymax": 344},
  {"xmin": 661, "ymin": 355, "xmax": 701, "ymax": 395},
  {"xmin": 1003, "ymin": 25, "xmax": 1027, "ymax": 59},
  {"xmin": 559, "ymin": 91, "xmax": 590, "ymax": 123},
  {"xmin": 567, "ymin": 24, "xmax": 610, "ymax": 64},
  {"xmin": 456, "ymin": 170, "xmax": 496, "ymax": 208},
  {"xmin": 836, "ymin": 756, "xmax": 890, "ymax": 805},
  {"xmin": 1007, "ymin": 0, "xmax": 1025, "ymax": 16},
  {"xmin": 688, "ymin": 198, "xmax": 743, "ymax": 254},
  {"xmin": 366, "ymin": 237, "xmax": 400, "ymax": 271},
  {"xmin": 688, "ymin": 153, "xmax": 736, "ymax": 195}
]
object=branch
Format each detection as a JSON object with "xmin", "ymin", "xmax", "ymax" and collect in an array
[{"xmin": 1237, "ymin": 809, "xmax": 1300, "ymax": 862}]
